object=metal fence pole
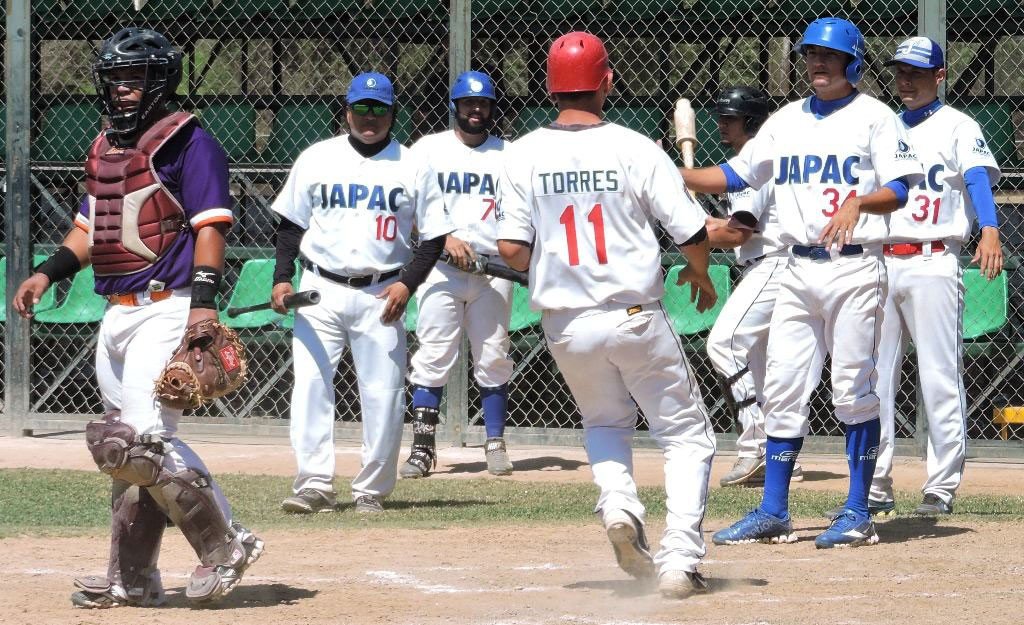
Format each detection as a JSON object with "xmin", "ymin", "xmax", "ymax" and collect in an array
[
  {"xmin": 919, "ymin": 0, "xmax": 947, "ymax": 100},
  {"xmin": 5, "ymin": 0, "xmax": 33, "ymax": 437},
  {"xmin": 442, "ymin": 0, "xmax": 472, "ymax": 447}
]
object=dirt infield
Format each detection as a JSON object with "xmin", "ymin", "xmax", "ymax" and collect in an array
[{"xmin": 1, "ymin": 435, "xmax": 1023, "ymax": 625}]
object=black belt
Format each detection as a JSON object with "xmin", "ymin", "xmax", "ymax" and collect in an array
[
  {"xmin": 303, "ymin": 260, "xmax": 401, "ymax": 287},
  {"xmin": 791, "ymin": 244, "xmax": 864, "ymax": 260}
]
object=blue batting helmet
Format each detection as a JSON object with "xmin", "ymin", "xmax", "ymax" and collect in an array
[
  {"xmin": 450, "ymin": 70, "xmax": 496, "ymax": 107},
  {"xmin": 797, "ymin": 17, "xmax": 866, "ymax": 85}
]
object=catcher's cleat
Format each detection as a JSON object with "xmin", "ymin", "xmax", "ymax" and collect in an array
[
  {"xmin": 823, "ymin": 499, "xmax": 895, "ymax": 521},
  {"xmin": 71, "ymin": 575, "xmax": 165, "ymax": 609},
  {"xmin": 399, "ymin": 444, "xmax": 436, "ymax": 479},
  {"xmin": 913, "ymin": 493, "xmax": 953, "ymax": 516},
  {"xmin": 484, "ymin": 437, "xmax": 513, "ymax": 476},
  {"xmin": 185, "ymin": 524, "xmax": 264, "ymax": 605},
  {"xmin": 712, "ymin": 509, "xmax": 798, "ymax": 545},
  {"xmin": 354, "ymin": 494, "xmax": 384, "ymax": 514},
  {"xmin": 281, "ymin": 488, "xmax": 337, "ymax": 514},
  {"xmin": 815, "ymin": 510, "xmax": 879, "ymax": 549},
  {"xmin": 658, "ymin": 569, "xmax": 710, "ymax": 599},
  {"xmin": 604, "ymin": 509, "xmax": 656, "ymax": 580},
  {"xmin": 719, "ymin": 456, "xmax": 766, "ymax": 487}
]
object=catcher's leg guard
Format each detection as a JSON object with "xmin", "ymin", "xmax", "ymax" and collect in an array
[
  {"xmin": 72, "ymin": 480, "xmax": 166, "ymax": 609},
  {"xmin": 85, "ymin": 411, "xmax": 165, "ymax": 487},
  {"xmin": 149, "ymin": 468, "xmax": 260, "ymax": 604},
  {"xmin": 400, "ymin": 406, "xmax": 439, "ymax": 479}
]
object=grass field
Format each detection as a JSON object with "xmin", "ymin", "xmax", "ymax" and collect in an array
[{"xmin": 3, "ymin": 468, "xmax": 1023, "ymax": 537}]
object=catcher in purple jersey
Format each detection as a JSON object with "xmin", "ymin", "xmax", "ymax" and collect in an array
[{"xmin": 12, "ymin": 27, "xmax": 263, "ymax": 608}]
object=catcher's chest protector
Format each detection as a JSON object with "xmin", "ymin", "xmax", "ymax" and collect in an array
[{"xmin": 84, "ymin": 112, "xmax": 192, "ymax": 276}]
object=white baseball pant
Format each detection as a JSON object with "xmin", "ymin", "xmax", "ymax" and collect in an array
[
  {"xmin": 542, "ymin": 301, "xmax": 715, "ymax": 575},
  {"xmin": 871, "ymin": 246, "xmax": 966, "ymax": 506},
  {"xmin": 408, "ymin": 262, "xmax": 514, "ymax": 388},
  {"xmin": 706, "ymin": 254, "xmax": 787, "ymax": 458},
  {"xmin": 289, "ymin": 270, "xmax": 406, "ymax": 500},
  {"xmin": 763, "ymin": 251, "xmax": 886, "ymax": 438},
  {"xmin": 95, "ymin": 290, "xmax": 232, "ymax": 518}
]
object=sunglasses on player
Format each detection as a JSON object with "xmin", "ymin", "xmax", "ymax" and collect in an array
[{"xmin": 350, "ymin": 103, "xmax": 391, "ymax": 116}]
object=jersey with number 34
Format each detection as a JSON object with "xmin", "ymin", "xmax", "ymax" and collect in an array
[
  {"xmin": 889, "ymin": 105, "xmax": 1000, "ymax": 243},
  {"xmin": 497, "ymin": 122, "xmax": 706, "ymax": 310},
  {"xmin": 728, "ymin": 94, "xmax": 923, "ymax": 245}
]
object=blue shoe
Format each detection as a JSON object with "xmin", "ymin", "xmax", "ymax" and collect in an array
[
  {"xmin": 823, "ymin": 499, "xmax": 895, "ymax": 521},
  {"xmin": 712, "ymin": 509, "xmax": 797, "ymax": 546},
  {"xmin": 815, "ymin": 510, "xmax": 880, "ymax": 549}
]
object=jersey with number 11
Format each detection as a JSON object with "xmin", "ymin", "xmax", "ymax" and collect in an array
[{"xmin": 498, "ymin": 122, "xmax": 707, "ymax": 310}]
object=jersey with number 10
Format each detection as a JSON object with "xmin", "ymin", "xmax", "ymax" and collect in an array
[
  {"xmin": 728, "ymin": 94, "xmax": 923, "ymax": 245},
  {"xmin": 497, "ymin": 122, "xmax": 707, "ymax": 310},
  {"xmin": 889, "ymin": 105, "xmax": 1000, "ymax": 243}
]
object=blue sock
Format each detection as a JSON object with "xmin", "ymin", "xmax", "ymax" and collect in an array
[
  {"xmin": 412, "ymin": 385, "xmax": 443, "ymax": 410},
  {"xmin": 480, "ymin": 384, "xmax": 508, "ymax": 439},
  {"xmin": 759, "ymin": 436, "xmax": 803, "ymax": 520},
  {"xmin": 844, "ymin": 419, "xmax": 881, "ymax": 518}
]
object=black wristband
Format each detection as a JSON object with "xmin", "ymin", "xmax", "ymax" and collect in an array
[
  {"xmin": 274, "ymin": 218, "xmax": 304, "ymax": 285},
  {"xmin": 190, "ymin": 265, "xmax": 222, "ymax": 310},
  {"xmin": 35, "ymin": 246, "xmax": 81, "ymax": 284}
]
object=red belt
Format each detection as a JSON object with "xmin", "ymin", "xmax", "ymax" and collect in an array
[
  {"xmin": 883, "ymin": 240, "xmax": 945, "ymax": 256},
  {"xmin": 108, "ymin": 289, "xmax": 173, "ymax": 306}
]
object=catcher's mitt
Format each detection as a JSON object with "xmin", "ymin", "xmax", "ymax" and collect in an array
[{"xmin": 155, "ymin": 319, "xmax": 247, "ymax": 410}]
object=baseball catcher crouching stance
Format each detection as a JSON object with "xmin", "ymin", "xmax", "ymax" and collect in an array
[{"xmin": 12, "ymin": 27, "xmax": 262, "ymax": 607}]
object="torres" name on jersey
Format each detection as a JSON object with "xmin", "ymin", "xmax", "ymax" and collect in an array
[{"xmin": 537, "ymin": 170, "xmax": 619, "ymax": 196}]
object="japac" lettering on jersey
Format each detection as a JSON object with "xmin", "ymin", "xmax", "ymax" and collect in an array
[
  {"xmin": 314, "ymin": 183, "xmax": 404, "ymax": 212},
  {"xmin": 436, "ymin": 172, "xmax": 496, "ymax": 195},
  {"xmin": 774, "ymin": 155, "xmax": 860, "ymax": 186},
  {"xmin": 536, "ymin": 170, "xmax": 619, "ymax": 196}
]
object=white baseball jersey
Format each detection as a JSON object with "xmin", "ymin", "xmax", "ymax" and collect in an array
[
  {"xmin": 888, "ymin": 105, "xmax": 1000, "ymax": 243},
  {"xmin": 409, "ymin": 130, "xmax": 505, "ymax": 255},
  {"xmin": 497, "ymin": 122, "xmax": 707, "ymax": 310},
  {"xmin": 272, "ymin": 135, "xmax": 452, "ymax": 275},
  {"xmin": 726, "ymin": 181, "xmax": 785, "ymax": 264},
  {"xmin": 728, "ymin": 94, "xmax": 924, "ymax": 245}
]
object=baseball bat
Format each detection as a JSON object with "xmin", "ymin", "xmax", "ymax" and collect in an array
[
  {"xmin": 675, "ymin": 98, "xmax": 696, "ymax": 169},
  {"xmin": 225, "ymin": 289, "xmax": 321, "ymax": 318},
  {"xmin": 441, "ymin": 252, "xmax": 529, "ymax": 286}
]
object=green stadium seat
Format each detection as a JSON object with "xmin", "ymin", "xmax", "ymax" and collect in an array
[
  {"xmin": 404, "ymin": 294, "xmax": 419, "ymax": 332},
  {"xmin": 508, "ymin": 283, "xmax": 541, "ymax": 332},
  {"xmin": 200, "ymin": 104, "xmax": 258, "ymax": 162},
  {"xmin": 222, "ymin": 259, "xmax": 300, "ymax": 329},
  {"xmin": 662, "ymin": 264, "xmax": 731, "ymax": 335},
  {"xmin": 392, "ymin": 108, "xmax": 414, "ymax": 146},
  {"xmin": 0, "ymin": 255, "xmax": 58, "ymax": 323},
  {"xmin": 266, "ymin": 104, "xmax": 336, "ymax": 163},
  {"xmin": 606, "ymin": 107, "xmax": 662, "ymax": 140},
  {"xmin": 695, "ymin": 108, "xmax": 730, "ymax": 167},
  {"xmin": 962, "ymin": 268, "xmax": 1008, "ymax": 340},
  {"xmin": 34, "ymin": 266, "xmax": 107, "ymax": 324},
  {"xmin": 512, "ymin": 107, "xmax": 557, "ymax": 139},
  {"xmin": 35, "ymin": 104, "xmax": 101, "ymax": 163},
  {"xmin": 961, "ymin": 102, "xmax": 1018, "ymax": 168}
]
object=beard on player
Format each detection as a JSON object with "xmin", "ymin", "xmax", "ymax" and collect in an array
[{"xmin": 455, "ymin": 102, "xmax": 494, "ymax": 135}]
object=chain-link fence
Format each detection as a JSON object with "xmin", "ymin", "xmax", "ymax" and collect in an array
[{"xmin": 3, "ymin": 0, "xmax": 1024, "ymax": 452}]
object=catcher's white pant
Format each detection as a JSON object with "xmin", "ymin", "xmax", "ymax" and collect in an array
[
  {"xmin": 706, "ymin": 254, "xmax": 787, "ymax": 458},
  {"xmin": 542, "ymin": 302, "xmax": 715, "ymax": 575},
  {"xmin": 95, "ymin": 290, "xmax": 232, "ymax": 518},
  {"xmin": 408, "ymin": 262, "xmax": 514, "ymax": 388},
  {"xmin": 871, "ymin": 246, "xmax": 966, "ymax": 506},
  {"xmin": 289, "ymin": 270, "xmax": 406, "ymax": 500},
  {"xmin": 763, "ymin": 250, "xmax": 886, "ymax": 438}
]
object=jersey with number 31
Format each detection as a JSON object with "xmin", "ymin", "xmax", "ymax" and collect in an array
[
  {"xmin": 410, "ymin": 130, "xmax": 505, "ymax": 255},
  {"xmin": 889, "ymin": 105, "xmax": 1000, "ymax": 243},
  {"xmin": 271, "ymin": 135, "xmax": 451, "ymax": 275},
  {"xmin": 497, "ymin": 122, "xmax": 707, "ymax": 310},
  {"xmin": 728, "ymin": 94, "xmax": 923, "ymax": 245}
]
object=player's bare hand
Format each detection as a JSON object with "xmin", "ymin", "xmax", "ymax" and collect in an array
[
  {"xmin": 819, "ymin": 195, "xmax": 862, "ymax": 249},
  {"xmin": 12, "ymin": 273, "xmax": 52, "ymax": 319},
  {"xmin": 378, "ymin": 281, "xmax": 410, "ymax": 324},
  {"xmin": 675, "ymin": 265, "xmax": 717, "ymax": 313},
  {"xmin": 444, "ymin": 235, "xmax": 477, "ymax": 271},
  {"xmin": 972, "ymin": 226, "xmax": 1004, "ymax": 280},
  {"xmin": 271, "ymin": 282, "xmax": 295, "ymax": 314},
  {"xmin": 186, "ymin": 306, "xmax": 218, "ymax": 328}
]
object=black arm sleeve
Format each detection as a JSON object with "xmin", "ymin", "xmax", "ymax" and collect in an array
[
  {"xmin": 680, "ymin": 225, "xmax": 709, "ymax": 246},
  {"xmin": 398, "ymin": 235, "xmax": 445, "ymax": 294},
  {"xmin": 274, "ymin": 218, "xmax": 305, "ymax": 285}
]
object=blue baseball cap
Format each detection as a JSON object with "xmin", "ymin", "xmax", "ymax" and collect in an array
[
  {"xmin": 885, "ymin": 37, "xmax": 945, "ymax": 69},
  {"xmin": 347, "ymin": 72, "xmax": 394, "ymax": 105}
]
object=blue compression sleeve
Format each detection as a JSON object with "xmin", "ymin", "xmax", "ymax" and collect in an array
[
  {"xmin": 882, "ymin": 177, "xmax": 910, "ymax": 207},
  {"xmin": 719, "ymin": 163, "xmax": 749, "ymax": 193},
  {"xmin": 965, "ymin": 166, "xmax": 999, "ymax": 229}
]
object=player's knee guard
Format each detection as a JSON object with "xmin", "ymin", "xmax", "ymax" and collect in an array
[{"xmin": 85, "ymin": 411, "xmax": 165, "ymax": 486}]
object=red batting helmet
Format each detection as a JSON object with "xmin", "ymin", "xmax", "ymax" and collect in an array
[{"xmin": 547, "ymin": 31, "xmax": 612, "ymax": 94}]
